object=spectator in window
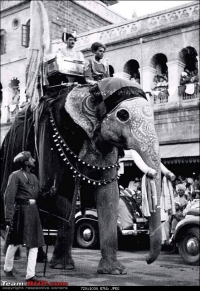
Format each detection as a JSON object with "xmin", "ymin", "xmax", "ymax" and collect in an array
[
  {"xmin": 180, "ymin": 68, "xmax": 191, "ymax": 85},
  {"xmin": 190, "ymin": 69, "xmax": 199, "ymax": 84},
  {"xmin": 84, "ymin": 42, "xmax": 110, "ymax": 85},
  {"xmin": 151, "ymin": 75, "xmax": 159, "ymax": 90}
]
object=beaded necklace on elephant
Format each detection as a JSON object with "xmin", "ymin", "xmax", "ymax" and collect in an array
[{"xmin": 49, "ymin": 110, "xmax": 120, "ymax": 186}]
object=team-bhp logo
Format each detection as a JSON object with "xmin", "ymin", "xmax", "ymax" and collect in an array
[
  {"xmin": 27, "ymin": 281, "xmax": 68, "ymax": 286},
  {"xmin": 1, "ymin": 280, "xmax": 68, "ymax": 287}
]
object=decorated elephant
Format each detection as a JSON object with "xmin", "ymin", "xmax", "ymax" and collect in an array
[{"xmin": 1, "ymin": 77, "xmax": 163, "ymax": 275}]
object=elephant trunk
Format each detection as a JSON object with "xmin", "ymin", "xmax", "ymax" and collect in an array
[{"xmin": 130, "ymin": 141, "xmax": 162, "ymax": 264}]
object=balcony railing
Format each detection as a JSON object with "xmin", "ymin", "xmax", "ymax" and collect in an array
[
  {"xmin": 152, "ymin": 88, "xmax": 169, "ymax": 104},
  {"xmin": 178, "ymin": 84, "xmax": 199, "ymax": 100}
]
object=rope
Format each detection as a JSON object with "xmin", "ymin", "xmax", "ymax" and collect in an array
[{"xmin": 149, "ymin": 217, "xmax": 171, "ymax": 237}]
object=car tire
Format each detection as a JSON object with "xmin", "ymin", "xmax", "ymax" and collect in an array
[
  {"xmin": 76, "ymin": 221, "xmax": 98, "ymax": 249},
  {"xmin": 178, "ymin": 227, "xmax": 199, "ymax": 266}
]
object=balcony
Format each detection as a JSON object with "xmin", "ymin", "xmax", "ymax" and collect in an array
[
  {"xmin": 151, "ymin": 88, "xmax": 169, "ymax": 104},
  {"xmin": 178, "ymin": 84, "xmax": 199, "ymax": 101}
]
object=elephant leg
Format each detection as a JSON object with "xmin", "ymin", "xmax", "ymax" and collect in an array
[
  {"xmin": 50, "ymin": 189, "xmax": 78, "ymax": 270},
  {"xmin": 50, "ymin": 218, "xmax": 75, "ymax": 270},
  {"xmin": 96, "ymin": 181, "xmax": 127, "ymax": 275}
]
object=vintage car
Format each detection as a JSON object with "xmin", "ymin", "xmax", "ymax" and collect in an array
[
  {"xmin": 74, "ymin": 197, "xmax": 149, "ymax": 249},
  {"xmin": 74, "ymin": 209, "xmax": 149, "ymax": 249},
  {"xmin": 41, "ymin": 198, "xmax": 149, "ymax": 249},
  {"xmin": 172, "ymin": 207, "xmax": 199, "ymax": 265}
]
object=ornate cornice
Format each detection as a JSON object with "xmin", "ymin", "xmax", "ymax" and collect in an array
[
  {"xmin": 74, "ymin": 2, "xmax": 199, "ymax": 50},
  {"xmin": 0, "ymin": 0, "xmax": 29, "ymax": 11}
]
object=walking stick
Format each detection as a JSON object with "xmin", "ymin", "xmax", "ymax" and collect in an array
[{"xmin": 43, "ymin": 212, "xmax": 50, "ymax": 277}]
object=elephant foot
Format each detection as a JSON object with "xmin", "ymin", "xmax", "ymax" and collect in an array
[
  {"xmin": 49, "ymin": 258, "xmax": 75, "ymax": 270},
  {"xmin": 97, "ymin": 259, "xmax": 127, "ymax": 275}
]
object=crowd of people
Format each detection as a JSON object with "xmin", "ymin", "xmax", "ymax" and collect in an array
[
  {"xmin": 179, "ymin": 67, "xmax": 199, "ymax": 96},
  {"xmin": 118, "ymin": 174, "xmax": 199, "ymax": 252},
  {"xmin": 151, "ymin": 74, "xmax": 169, "ymax": 103}
]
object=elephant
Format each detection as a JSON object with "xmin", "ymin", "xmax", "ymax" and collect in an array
[{"xmin": 1, "ymin": 77, "xmax": 163, "ymax": 275}]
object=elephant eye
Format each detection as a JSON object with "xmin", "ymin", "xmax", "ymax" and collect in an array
[{"xmin": 116, "ymin": 109, "xmax": 130, "ymax": 122}]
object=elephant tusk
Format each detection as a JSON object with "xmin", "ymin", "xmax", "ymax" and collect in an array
[{"xmin": 130, "ymin": 149, "xmax": 157, "ymax": 176}]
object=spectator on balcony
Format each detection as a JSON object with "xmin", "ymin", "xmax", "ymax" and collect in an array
[
  {"xmin": 84, "ymin": 42, "xmax": 110, "ymax": 85},
  {"xmin": 180, "ymin": 68, "xmax": 191, "ymax": 85},
  {"xmin": 152, "ymin": 74, "xmax": 169, "ymax": 103},
  {"xmin": 130, "ymin": 73, "xmax": 140, "ymax": 84},
  {"xmin": 190, "ymin": 69, "xmax": 199, "ymax": 84}
]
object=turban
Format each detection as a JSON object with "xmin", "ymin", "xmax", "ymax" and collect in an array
[
  {"xmin": 14, "ymin": 151, "xmax": 31, "ymax": 164},
  {"xmin": 187, "ymin": 178, "xmax": 193, "ymax": 184},
  {"xmin": 89, "ymin": 77, "xmax": 147, "ymax": 120},
  {"xmin": 176, "ymin": 184, "xmax": 186, "ymax": 192},
  {"xmin": 62, "ymin": 32, "xmax": 77, "ymax": 42}
]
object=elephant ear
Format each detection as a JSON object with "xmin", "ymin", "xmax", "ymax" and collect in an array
[{"xmin": 65, "ymin": 85, "xmax": 101, "ymax": 138}]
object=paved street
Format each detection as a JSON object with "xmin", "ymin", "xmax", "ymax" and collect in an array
[{"xmin": 0, "ymin": 238, "xmax": 199, "ymax": 287}]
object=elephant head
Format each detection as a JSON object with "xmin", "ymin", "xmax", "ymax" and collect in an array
[{"xmin": 65, "ymin": 77, "xmax": 162, "ymax": 265}]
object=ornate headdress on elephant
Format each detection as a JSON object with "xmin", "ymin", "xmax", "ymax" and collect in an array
[{"xmin": 65, "ymin": 77, "xmax": 147, "ymax": 138}]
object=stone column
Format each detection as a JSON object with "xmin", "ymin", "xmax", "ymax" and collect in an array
[
  {"xmin": 141, "ymin": 66, "xmax": 157, "ymax": 93},
  {"xmin": 113, "ymin": 71, "xmax": 131, "ymax": 80},
  {"xmin": 167, "ymin": 60, "xmax": 185, "ymax": 102},
  {"xmin": 140, "ymin": 67, "xmax": 156, "ymax": 105}
]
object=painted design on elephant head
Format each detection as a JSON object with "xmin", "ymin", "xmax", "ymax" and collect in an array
[{"xmin": 99, "ymin": 97, "xmax": 160, "ymax": 168}]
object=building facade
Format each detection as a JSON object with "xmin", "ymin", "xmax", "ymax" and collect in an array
[
  {"xmin": 1, "ymin": 1, "xmax": 199, "ymax": 180},
  {"xmin": 69, "ymin": 1, "xmax": 199, "ymax": 180},
  {"xmin": 0, "ymin": 0, "xmax": 124, "ymax": 123}
]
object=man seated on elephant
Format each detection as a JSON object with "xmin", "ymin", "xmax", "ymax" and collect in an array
[
  {"xmin": 44, "ymin": 31, "xmax": 85, "ymax": 86},
  {"xmin": 84, "ymin": 42, "xmax": 110, "ymax": 85}
]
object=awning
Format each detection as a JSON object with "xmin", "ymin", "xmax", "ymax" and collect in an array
[
  {"xmin": 120, "ymin": 143, "xmax": 200, "ymax": 165},
  {"xmin": 160, "ymin": 142, "xmax": 199, "ymax": 164}
]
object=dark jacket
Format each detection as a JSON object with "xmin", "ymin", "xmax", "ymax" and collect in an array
[{"xmin": 4, "ymin": 169, "xmax": 44, "ymax": 248}]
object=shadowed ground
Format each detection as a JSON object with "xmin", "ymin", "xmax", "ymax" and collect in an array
[{"xmin": 0, "ymin": 238, "xmax": 199, "ymax": 287}]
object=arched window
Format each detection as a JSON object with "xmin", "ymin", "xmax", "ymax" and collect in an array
[
  {"xmin": 150, "ymin": 54, "xmax": 168, "ymax": 104},
  {"xmin": 123, "ymin": 59, "xmax": 140, "ymax": 83},
  {"xmin": 179, "ymin": 46, "xmax": 198, "ymax": 71},
  {"xmin": 0, "ymin": 29, "xmax": 6, "ymax": 55},
  {"xmin": 178, "ymin": 47, "xmax": 199, "ymax": 99},
  {"xmin": 151, "ymin": 53, "xmax": 168, "ymax": 76},
  {"xmin": 22, "ymin": 20, "xmax": 30, "ymax": 48}
]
